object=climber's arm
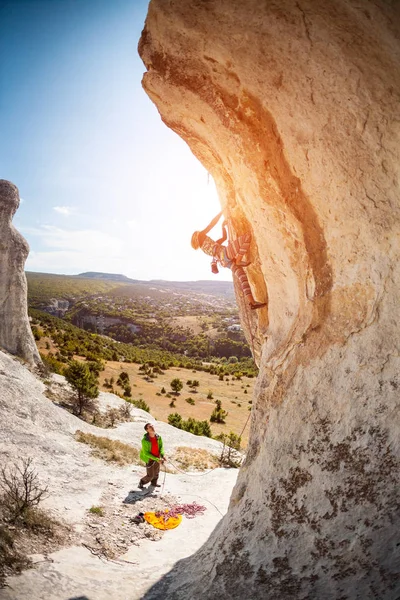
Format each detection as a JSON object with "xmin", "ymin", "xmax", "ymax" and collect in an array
[
  {"xmin": 215, "ymin": 221, "xmax": 228, "ymax": 245},
  {"xmin": 200, "ymin": 212, "xmax": 223, "ymax": 236}
]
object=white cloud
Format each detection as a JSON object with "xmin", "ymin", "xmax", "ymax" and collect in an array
[
  {"xmin": 23, "ymin": 225, "xmax": 126, "ymax": 275},
  {"xmin": 53, "ymin": 206, "xmax": 77, "ymax": 216}
]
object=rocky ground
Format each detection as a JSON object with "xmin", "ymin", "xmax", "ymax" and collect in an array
[{"xmin": 0, "ymin": 350, "xmax": 238, "ymax": 599}]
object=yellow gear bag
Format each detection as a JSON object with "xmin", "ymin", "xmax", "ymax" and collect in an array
[{"xmin": 144, "ymin": 510, "xmax": 182, "ymax": 530}]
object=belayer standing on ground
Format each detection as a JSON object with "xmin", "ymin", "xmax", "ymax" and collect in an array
[
  {"xmin": 191, "ymin": 212, "xmax": 266, "ymax": 310},
  {"xmin": 138, "ymin": 423, "xmax": 165, "ymax": 489}
]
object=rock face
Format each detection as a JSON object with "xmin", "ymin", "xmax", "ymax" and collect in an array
[
  {"xmin": 139, "ymin": 1, "xmax": 400, "ymax": 598},
  {"xmin": 0, "ymin": 180, "xmax": 40, "ymax": 365}
]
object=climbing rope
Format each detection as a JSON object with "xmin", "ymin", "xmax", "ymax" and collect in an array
[
  {"xmin": 159, "ymin": 464, "xmax": 225, "ymax": 517},
  {"xmin": 165, "ymin": 458, "xmax": 219, "ymax": 477},
  {"xmin": 156, "ymin": 502, "xmax": 206, "ymax": 520},
  {"xmin": 238, "ymin": 407, "xmax": 252, "ymax": 442}
]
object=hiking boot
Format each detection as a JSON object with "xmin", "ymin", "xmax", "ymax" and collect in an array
[
  {"xmin": 138, "ymin": 481, "xmax": 145, "ymax": 490},
  {"xmin": 151, "ymin": 483, "xmax": 161, "ymax": 488}
]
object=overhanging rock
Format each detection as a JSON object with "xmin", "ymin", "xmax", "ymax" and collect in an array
[{"xmin": 139, "ymin": 1, "xmax": 400, "ymax": 598}]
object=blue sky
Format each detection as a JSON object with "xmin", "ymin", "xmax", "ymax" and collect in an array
[{"xmin": 0, "ymin": 0, "xmax": 227, "ymax": 281}]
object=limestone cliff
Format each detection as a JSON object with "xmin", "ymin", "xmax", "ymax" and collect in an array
[
  {"xmin": 0, "ymin": 180, "xmax": 40, "ymax": 365},
  {"xmin": 139, "ymin": 1, "xmax": 400, "ymax": 598}
]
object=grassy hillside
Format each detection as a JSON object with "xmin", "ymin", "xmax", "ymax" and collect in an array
[{"xmin": 27, "ymin": 272, "xmax": 127, "ymax": 306}]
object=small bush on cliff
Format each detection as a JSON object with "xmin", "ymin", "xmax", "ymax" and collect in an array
[
  {"xmin": 127, "ymin": 398, "xmax": 150, "ymax": 413},
  {"xmin": 215, "ymin": 432, "xmax": 242, "ymax": 468},
  {"xmin": 0, "ymin": 459, "xmax": 58, "ymax": 587},
  {"xmin": 64, "ymin": 360, "xmax": 99, "ymax": 416},
  {"xmin": 0, "ymin": 458, "xmax": 49, "ymax": 524}
]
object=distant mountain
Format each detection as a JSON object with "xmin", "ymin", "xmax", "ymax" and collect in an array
[
  {"xmin": 76, "ymin": 272, "xmax": 139, "ymax": 283},
  {"xmin": 148, "ymin": 280, "xmax": 234, "ymax": 296}
]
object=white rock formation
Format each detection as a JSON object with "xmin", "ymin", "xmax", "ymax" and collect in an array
[
  {"xmin": 0, "ymin": 180, "xmax": 40, "ymax": 365},
  {"xmin": 139, "ymin": 1, "xmax": 400, "ymax": 598}
]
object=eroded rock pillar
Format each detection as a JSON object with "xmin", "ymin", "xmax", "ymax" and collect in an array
[{"xmin": 0, "ymin": 180, "xmax": 40, "ymax": 365}]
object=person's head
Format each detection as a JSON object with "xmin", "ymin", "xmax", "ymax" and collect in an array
[
  {"xmin": 191, "ymin": 231, "xmax": 201, "ymax": 250},
  {"xmin": 144, "ymin": 423, "xmax": 156, "ymax": 437}
]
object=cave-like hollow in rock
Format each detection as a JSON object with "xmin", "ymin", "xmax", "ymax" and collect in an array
[{"xmin": 138, "ymin": 1, "xmax": 400, "ymax": 598}]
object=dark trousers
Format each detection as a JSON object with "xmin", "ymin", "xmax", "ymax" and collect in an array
[{"xmin": 140, "ymin": 460, "xmax": 160, "ymax": 485}]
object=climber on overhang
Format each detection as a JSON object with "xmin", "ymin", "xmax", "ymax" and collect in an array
[{"xmin": 191, "ymin": 212, "xmax": 266, "ymax": 310}]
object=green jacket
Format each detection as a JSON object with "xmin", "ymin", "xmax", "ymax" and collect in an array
[{"xmin": 140, "ymin": 433, "xmax": 164, "ymax": 464}]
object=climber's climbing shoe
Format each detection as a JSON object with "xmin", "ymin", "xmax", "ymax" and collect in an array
[{"xmin": 250, "ymin": 302, "xmax": 267, "ymax": 310}]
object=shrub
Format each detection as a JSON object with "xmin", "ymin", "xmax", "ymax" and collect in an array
[
  {"xmin": 0, "ymin": 458, "xmax": 48, "ymax": 524},
  {"xmin": 39, "ymin": 352, "xmax": 64, "ymax": 375},
  {"xmin": 215, "ymin": 432, "xmax": 242, "ymax": 467},
  {"xmin": 31, "ymin": 326, "xmax": 42, "ymax": 341},
  {"xmin": 105, "ymin": 407, "xmax": 120, "ymax": 427},
  {"xmin": 207, "ymin": 391, "xmax": 213, "ymax": 400},
  {"xmin": 167, "ymin": 413, "xmax": 211, "ymax": 437},
  {"xmin": 161, "ymin": 387, "xmax": 166, "ymax": 394},
  {"xmin": 117, "ymin": 371, "xmax": 130, "ymax": 387},
  {"xmin": 185, "ymin": 397, "xmax": 195, "ymax": 405},
  {"xmin": 89, "ymin": 506, "xmax": 104, "ymax": 516},
  {"xmin": 169, "ymin": 399, "xmax": 176, "ymax": 408},
  {"xmin": 119, "ymin": 403, "xmax": 132, "ymax": 420},
  {"xmin": 124, "ymin": 385, "xmax": 132, "ymax": 398},
  {"xmin": 170, "ymin": 378, "xmax": 183, "ymax": 395},
  {"xmin": 127, "ymin": 398, "xmax": 150, "ymax": 412},
  {"xmin": 86, "ymin": 359, "xmax": 104, "ymax": 376},
  {"xmin": 210, "ymin": 400, "xmax": 228, "ymax": 424}
]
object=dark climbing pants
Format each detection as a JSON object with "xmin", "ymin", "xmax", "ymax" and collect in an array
[{"xmin": 140, "ymin": 460, "xmax": 160, "ymax": 486}]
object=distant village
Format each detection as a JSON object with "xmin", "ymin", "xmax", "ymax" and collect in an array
[{"xmin": 42, "ymin": 290, "xmax": 242, "ymax": 336}]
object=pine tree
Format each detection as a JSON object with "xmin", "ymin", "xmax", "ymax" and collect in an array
[{"xmin": 65, "ymin": 360, "xmax": 99, "ymax": 416}]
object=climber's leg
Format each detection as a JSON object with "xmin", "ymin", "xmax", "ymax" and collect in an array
[
  {"xmin": 226, "ymin": 233, "xmax": 251, "ymax": 264},
  {"xmin": 231, "ymin": 265, "xmax": 266, "ymax": 309}
]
